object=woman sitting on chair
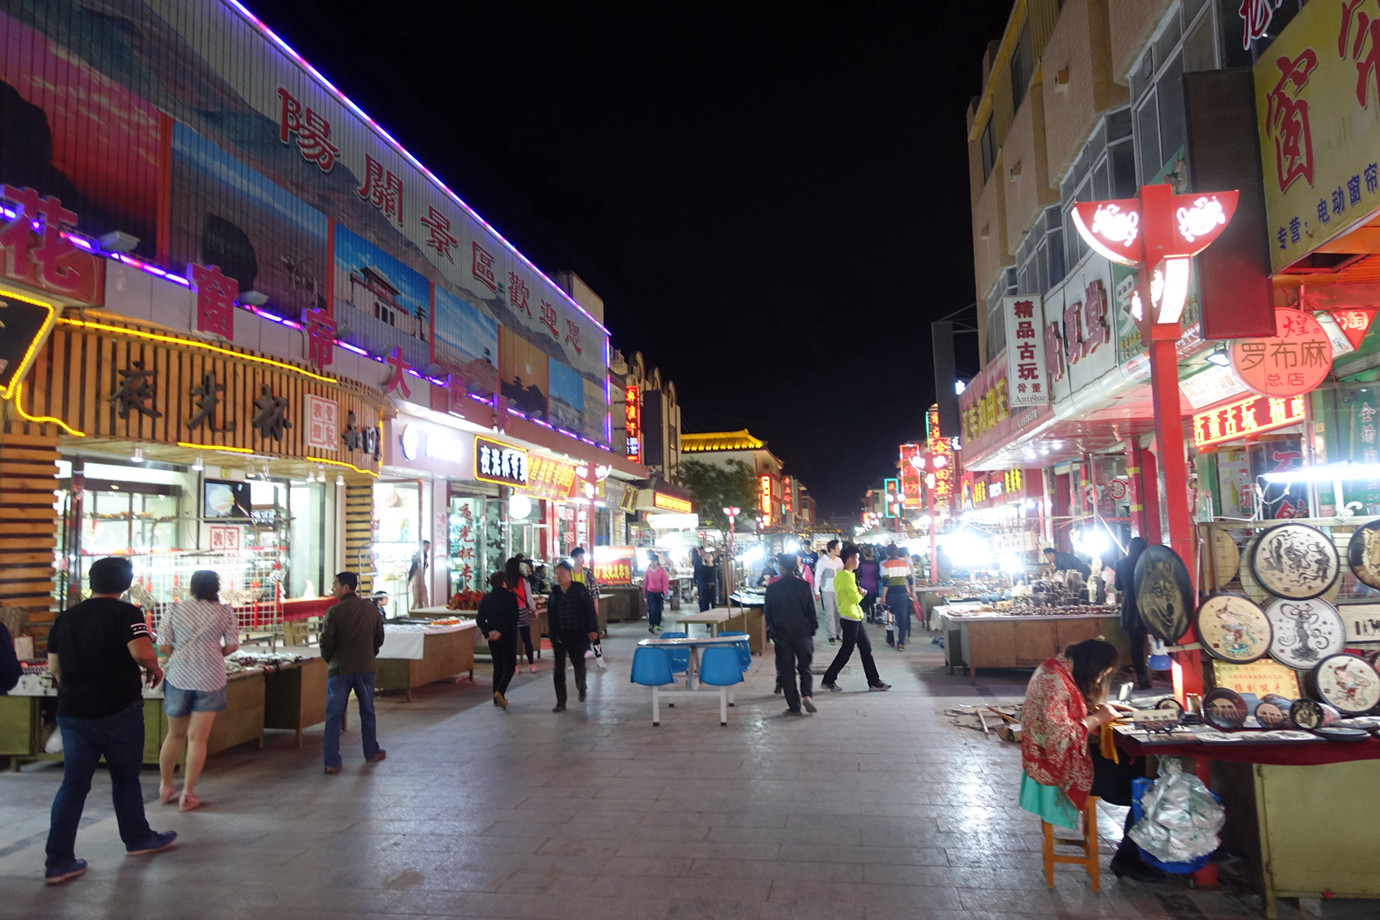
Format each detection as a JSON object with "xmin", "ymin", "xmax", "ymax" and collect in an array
[{"xmin": 1019, "ymin": 638, "xmax": 1162, "ymax": 880}]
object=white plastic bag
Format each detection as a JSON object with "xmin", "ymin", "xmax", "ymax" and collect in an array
[{"xmin": 1128, "ymin": 758, "xmax": 1225, "ymax": 863}]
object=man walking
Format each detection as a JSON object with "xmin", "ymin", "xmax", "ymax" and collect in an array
[
  {"xmin": 814, "ymin": 539, "xmax": 843, "ymax": 644},
  {"xmin": 764, "ymin": 553, "xmax": 819, "ymax": 716},
  {"xmin": 548, "ymin": 561, "xmax": 599, "ymax": 713},
  {"xmin": 821, "ymin": 544, "xmax": 891, "ymax": 693},
  {"xmin": 44, "ymin": 556, "xmax": 177, "ymax": 885},
  {"xmin": 321, "ymin": 572, "xmax": 386, "ymax": 774}
]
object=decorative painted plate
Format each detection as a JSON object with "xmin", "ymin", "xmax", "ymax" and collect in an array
[
  {"xmin": 1312, "ymin": 726, "xmax": 1371, "ymax": 742},
  {"xmin": 1250, "ymin": 523, "xmax": 1339, "ymax": 600},
  {"xmin": 1288, "ymin": 698, "xmax": 1341, "ymax": 730},
  {"xmin": 1254, "ymin": 700, "xmax": 1292, "ymax": 729},
  {"xmin": 1203, "ymin": 687, "xmax": 1249, "ymax": 730},
  {"xmin": 1346, "ymin": 521, "xmax": 1380, "ymax": 589},
  {"xmin": 1213, "ymin": 530, "xmax": 1241, "ymax": 588},
  {"xmin": 1195, "ymin": 594, "xmax": 1273, "ymax": 664},
  {"xmin": 1313, "ymin": 653, "xmax": 1380, "ymax": 715},
  {"xmin": 1155, "ymin": 697, "xmax": 1184, "ymax": 713},
  {"xmin": 1134, "ymin": 545, "xmax": 1193, "ymax": 642},
  {"xmin": 1263, "ymin": 597, "xmax": 1347, "ymax": 670}
]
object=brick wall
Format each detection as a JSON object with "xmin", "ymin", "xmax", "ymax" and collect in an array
[
  {"xmin": 1040, "ymin": 0, "xmax": 1130, "ymax": 184},
  {"xmin": 1002, "ymin": 88, "xmax": 1058, "ymax": 257},
  {"xmin": 1108, "ymin": 0, "xmax": 1173, "ymax": 86}
]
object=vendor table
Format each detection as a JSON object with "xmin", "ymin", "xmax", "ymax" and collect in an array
[
  {"xmin": 935, "ymin": 606, "xmax": 1126, "ymax": 684},
  {"xmin": 915, "ymin": 586, "xmax": 961, "ymax": 631},
  {"xmin": 262, "ymin": 657, "xmax": 328, "ymax": 745},
  {"xmin": 375, "ymin": 622, "xmax": 476, "ymax": 701},
  {"xmin": 1115, "ymin": 734, "xmax": 1380, "ymax": 918},
  {"xmin": 410, "ymin": 607, "xmax": 547, "ymax": 659},
  {"xmin": 675, "ymin": 609, "xmax": 732, "ymax": 638},
  {"xmin": 601, "ymin": 585, "xmax": 645, "ymax": 623}
]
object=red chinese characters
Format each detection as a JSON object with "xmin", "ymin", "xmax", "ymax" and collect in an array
[
  {"xmin": 509, "ymin": 271, "xmax": 531, "ymax": 317},
  {"xmin": 305, "ymin": 307, "xmax": 336, "ymax": 369},
  {"xmin": 420, "ymin": 206, "xmax": 457, "ymax": 262},
  {"xmin": 358, "ymin": 154, "xmax": 403, "ymax": 224},
  {"xmin": 564, "ymin": 318, "xmax": 582, "ymax": 355},
  {"xmin": 540, "ymin": 300, "xmax": 558, "ymax": 338},
  {"xmin": 1238, "ymin": 0, "xmax": 1284, "ymax": 50},
  {"xmin": 1340, "ymin": 0, "xmax": 1380, "ymax": 108},
  {"xmin": 1264, "ymin": 50, "xmax": 1318, "ymax": 192},
  {"xmin": 0, "ymin": 184, "xmax": 84, "ymax": 293},
  {"xmin": 1081, "ymin": 281, "xmax": 1111, "ymax": 355},
  {"xmin": 277, "ymin": 87, "xmax": 338, "ymax": 172},
  {"xmin": 192, "ymin": 263, "xmax": 238, "ymax": 340},
  {"xmin": 1229, "ymin": 308, "xmax": 1332, "ymax": 397},
  {"xmin": 384, "ymin": 346, "xmax": 412, "ymax": 398},
  {"xmin": 472, "ymin": 242, "xmax": 496, "ymax": 291}
]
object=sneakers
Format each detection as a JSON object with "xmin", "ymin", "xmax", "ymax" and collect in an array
[
  {"xmin": 822, "ymin": 682, "xmax": 842, "ymax": 692},
  {"xmin": 552, "ymin": 703, "xmax": 566, "ymax": 713},
  {"xmin": 783, "ymin": 709, "xmax": 804, "ymax": 716},
  {"xmin": 802, "ymin": 698, "xmax": 818, "ymax": 713},
  {"xmin": 366, "ymin": 749, "xmax": 387, "ymax": 763},
  {"xmin": 869, "ymin": 683, "xmax": 892, "ymax": 692},
  {"xmin": 126, "ymin": 830, "xmax": 178, "ymax": 856},
  {"xmin": 896, "ymin": 644, "xmax": 904, "ymax": 651},
  {"xmin": 323, "ymin": 765, "xmax": 341, "ymax": 775},
  {"xmin": 44, "ymin": 858, "xmax": 87, "ymax": 885},
  {"xmin": 827, "ymin": 638, "xmax": 838, "ymax": 645}
]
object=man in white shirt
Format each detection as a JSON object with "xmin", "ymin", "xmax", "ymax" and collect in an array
[{"xmin": 813, "ymin": 540, "xmax": 843, "ymax": 645}]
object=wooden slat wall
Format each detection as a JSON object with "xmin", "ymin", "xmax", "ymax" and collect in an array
[
  {"xmin": 344, "ymin": 483, "xmax": 374, "ymax": 593},
  {"xmin": 0, "ymin": 424, "xmax": 60, "ymax": 643}
]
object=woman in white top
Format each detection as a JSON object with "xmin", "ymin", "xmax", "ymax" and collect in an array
[{"xmin": 156, "ymin": 570, "xmax": 239, "ymax": 811}]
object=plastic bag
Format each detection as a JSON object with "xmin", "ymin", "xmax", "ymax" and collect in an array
[{"xmin": 1127, "ymin": 758, "xmax": 1224, "ymax": 866}]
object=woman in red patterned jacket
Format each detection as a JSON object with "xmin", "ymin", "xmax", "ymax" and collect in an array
[{"xmin": 1020, "ymin": 639, "xmax": 1161, "ymax": 880}]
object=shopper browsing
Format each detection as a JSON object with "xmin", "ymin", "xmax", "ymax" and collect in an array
[
  {"xmin": 320, "ymin": 572, "xmax": 386, "ymax": 774},
  {"xmin": 813, "ymin": 540, "xmax": 843, "ymax": 644}
]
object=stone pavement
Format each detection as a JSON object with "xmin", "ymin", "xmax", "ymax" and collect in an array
[{"xmin": 2, "ymin": 613, "xmax": 1375, "ymax": 920}]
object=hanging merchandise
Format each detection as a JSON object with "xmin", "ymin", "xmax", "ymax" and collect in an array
[
  {"xmin": 1344, "ymin": 520, "xmax": 1380, "ymax": 589},
  {"xmin": 1249, "ymin": 522, "xmax": 1339, "ymax": 600},
  {"xmin": 1194, "ymin": 594, "xmax": 1273, "ymax": 664},
  {"xmin": 1312, "ymin": 654, "xmax": 1380, "ymax": 715},
  {"xmin": 1262, "ymin": 597, "xmax": 1347, "ymax": 670},
  {"xmin": 1133, "ymin": 545, "xmax": 1193, "ymax": 642},
  {"xmin": 1128, "ymin": 759, "xmax": 1226, "ymax": 870}
]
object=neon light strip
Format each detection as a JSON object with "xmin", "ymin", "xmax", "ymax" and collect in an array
[
  {"xmin": 177, "ymin": 442, "xmax": 255, "ymax": 453},
  {"xmin": 13, "ymin": 381, "xmax": 85, "ymax": 436},
  {"xmin": 0, "ymin": 287, "xmax": 58, "ymax": 401},
  {"xmin": 58, "ymin": 318, "xmax": 337, "ymax": 383},
  {"xmin": 305, "ymin": 455, "xmax": 379, "ymax": 477},
  {"xmin": 225, "ymin": 0, "xmax": 609, "ymax": 337}
]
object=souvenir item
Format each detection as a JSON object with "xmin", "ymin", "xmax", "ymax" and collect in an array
[
  {"xmin": 1335, "ymin": 716, "xmax": 1380, "ymax": 730},
  {"xmin": 1250, "ymin": 523, "xmax": 1338, "ymax": 600},
  {"xmin": 1254, "ymin": 699, "xmax": 1292, "ymax": 729},
  {"xmin": 1253, "ymin": 730, "xmax": 1324, "ymax": 742},
  {"xmin": 1155, "ymin": 697, "xmax": 1185, "ymax": 713},
  {"xmin": 1213, "ymin": 529, "xmax": 1241, "ymax": 588},
  {"xmin": 1197, "ymin": 731, "xmax": 1247, "ymax": 742},
  {"xmin": 1346, "ymin": 520, "xmax": 1380, "ymax": 589},
  {"xmin": 1313, "ymin": 654, "xmax": 1380, "ymax": 715},
  {"xmin": 1195, "ymin": 594, "xmax": 1272, "ymax": 664},
  {"xmin": 1312, "ymin": 726, "xmax": 1370, "ymax": 742},
  {"xmin": 1289, "ymin": 698, "xmax": 1341, "ymax": 730},
  {"xmin": 1202, "ymin": 688, "xmax": 1248, "ymax": 730},
  {"xmin": 1263, "ymin": 597, "xmax": 1346, "ymax": 670},
  {"xmin": 1134, "ymin": 545, "xmax": 1193, "ymax": 642}
]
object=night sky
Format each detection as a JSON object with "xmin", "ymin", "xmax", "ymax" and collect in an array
[{"xmin": 254, "ymin": 0, "xmax": 1017, "ymax": 520}]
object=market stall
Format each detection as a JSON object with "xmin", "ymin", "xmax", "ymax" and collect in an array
[
  {"xmin": 936, "ymin": 600, "xmax": 1126, "ymax": 684},
  {"xmin": 374, "ymin": 621, "xmax": 477, "ymax": 700}
]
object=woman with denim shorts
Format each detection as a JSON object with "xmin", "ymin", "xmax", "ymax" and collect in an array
[{"xmin": 155, "ymin": 571, "xmax": 239, "ymax": 811}]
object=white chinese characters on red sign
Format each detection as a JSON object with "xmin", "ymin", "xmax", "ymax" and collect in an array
[
  {"xmin": 305, "ymin": 395, "xmax": 339, "ymax": 451},
  {"xmin": 1230, "ymin": 308, "xmax": 1333, "ymax": 397}
]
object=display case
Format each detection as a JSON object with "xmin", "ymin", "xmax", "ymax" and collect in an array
[{"xmin": 373, "ymin": 481, "xmax": 421, "ymax": 614}]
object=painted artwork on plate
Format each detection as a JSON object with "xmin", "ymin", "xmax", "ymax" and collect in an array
[{"xmin": 1250, "ymin": 523, "xmax": 1338, "ymax": 600}]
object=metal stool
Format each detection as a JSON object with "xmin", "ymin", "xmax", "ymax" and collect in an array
[{"xmin": 1041, "ymin": 795, "xmax": 1101, "ymax": 892}]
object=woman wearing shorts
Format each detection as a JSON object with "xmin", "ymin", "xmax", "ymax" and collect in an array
[{"xmin": 156, "ymin": 570, "xmax": 239, "ymax": 811}]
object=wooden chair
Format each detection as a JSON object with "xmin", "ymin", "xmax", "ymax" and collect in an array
[{"xmin": 1041, "ymin": 795, "xmax": 1101, "ymax": 892}]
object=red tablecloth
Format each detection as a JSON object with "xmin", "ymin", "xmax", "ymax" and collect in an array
[
  {"xmin": 281, "ymin": 597, "xmax": 333, "ymax": 622},
  {"xmin": 1115, "ymin": 734, "xmax": 1380, "ymax": 766}
]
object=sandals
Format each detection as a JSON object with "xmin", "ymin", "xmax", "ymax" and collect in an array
[{"xmin": 178, "ymin": 793, "xmax": 204, "ymax": 812}]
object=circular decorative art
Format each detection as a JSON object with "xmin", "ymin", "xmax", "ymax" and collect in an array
[
  {"xmin": 1195, "ymin": 594, "xmax": 1272, "ymax": 664},
  {"xmin": 1263, "ymin": 597, "xmax": 1346, "ymax": 670},
  {"xmin": 1203, "ymin": 688, "xmax": 1249, "ymax": 730},
  {"xmin": 1213, "ymin": 530, "xmax": 1241, "ymax": 588},
  {"xmin": 1250, "ymin": 523, "xmax": 1339, "ymax": 600},
  {"xmin": 1134, "ymin": 545, "xmax": 1193, "ymax": 642},
  {"xmin": 1312, "ymin": 726, "xmax": 1370, "ymax": 742},
  {"xmin": 1313, "ymin": 654, "xmax": 1380, "ymax": 715},
  {"xmin": 1288, "ymin": 698, "xmax": 1340, "ymax": 730},
  {"xmin": 1255, "ymin": 700, "xmax": 1292, "ymax": 729},
  {"xmin": 1346, "ymin": 521, "xmax": 1380, "ymax": 589},
  {"xmin": 1155, "ymin": 697, "xmax": 1184, "ymax": 713}
]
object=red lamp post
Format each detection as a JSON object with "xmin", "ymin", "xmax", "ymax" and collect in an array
[{"xmin": 722, "ymin": 506, "xmax": 740, "ymax": 595}]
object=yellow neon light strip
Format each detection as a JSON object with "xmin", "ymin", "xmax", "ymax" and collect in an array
[
  {"xmin": 58, "ymin": 318, "xmax": 337, "ymax": 383},
  {"xmin": 305, "ymin": 455, "xmax": 379, "ymax": 477},
  {"xmin": 177, "ymin": 441, "xmax": 255, "ymax": 454},
  {"xmin": 12, "ymin": 381, "xmax": 86, "ymax": 436},
  {"xmin": 0, "ymin": 288, "xmax": 59, "ymax": 401}
]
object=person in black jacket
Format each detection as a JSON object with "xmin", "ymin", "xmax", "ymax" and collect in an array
[
  {"xmin": 476, "ymin": 571, "xmax": 520, "ymax": 709},
  {"xmin": 763, "ymin": 553, "xmax": 819, "ymax": 716},
  {"xmin": 1, "ymin": 621, "xmax": 22, "ymax": 694},
  {"xmin": 547, "ymin": 561, "xmax": 599, "ymax": 713},
  {"xmin": 1113, "ymin": 537, "xmax": 1151, "ymax": 689}
]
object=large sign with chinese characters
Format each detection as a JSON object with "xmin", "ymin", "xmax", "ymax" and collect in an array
[
  {"xmin": 652, "ymin": 492, "xmax": 692, "ymax": 514},
  {"xmin": 1192, "ymin": 394, "xmax": 1306, "ymax": 449},
  {"xmin": 0, "ymin": 1, "xmax": 609, "ymax": 443},
  {"xmin": 624, "ymin": 384, "xmax": 642, "ymax": 462},
  {"xmin": 925, "ymin": 406, "xmax": 954, "ymax": 511},
  {"xmin": 0, "ymin": 186, "xmax": 105, "ymax": 306},
  {"xmin": 1255, "ymin": 0, "xmax": 1380, "ymax": 272},
  {"xmin": 592, "ymin": 546, "xmax": 636, "ymax": 586},
  {"xmin": 474, "ymin": 437, "xmax": 529, "ymax": 488},
  {"xmin": 1229, "ymin": 308, "xmax": 1333, "ymax": 397},
  {"xmin": 1002, "ymin": 295, "xmax": 1048, "ymax": 407},
  {"xmin": 523, "ymin": 454, "xmax": 578, "ymax": 501},
  {"xmin": 899, "ymin": 443, "xmax": 923, "ymax": 510},
  {"xmin": 1045, "ymin": 259, "xmax": 1122, "ymax": 402}
]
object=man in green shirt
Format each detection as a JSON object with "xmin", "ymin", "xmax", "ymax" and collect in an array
[{"xmin": 820, "ymin": 544, "xmax": 890, "ymax": 692}]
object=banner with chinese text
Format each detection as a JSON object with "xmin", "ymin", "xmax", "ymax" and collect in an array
[{"xmin": 1001, "ymin": 295, "xmax": 1048, "ymax": 407}]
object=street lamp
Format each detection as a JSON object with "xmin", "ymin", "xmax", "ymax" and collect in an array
[{"xmin": 722, "ymin": 506, "xmax": 740, "ymax": 595}]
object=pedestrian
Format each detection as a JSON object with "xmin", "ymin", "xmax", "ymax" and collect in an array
[
  {"xmin": 547, "ymin": 561, "xmax": 599, "ymax": 713},
  {"xmin": 1113, "ymin": 537, "xmax": 1151, "ymax": 689},
  {"xmin": 476, "ymin": 571, "xmax": 519, "ymax": 709},
  {"xmin": 814, "ymin": 539, "xmax": 843, "ymax": 644},
  {"xmin": 44, "ymin": 556, "xmax": 177, "ymax": 886},
  {"xmin": 881, "ymin": 545, "xmax": 917, "ymax": 651},
  {"xmin": 155, "ymin": 569, "xmax": 240, "ymax": 812},
  {"xmin": 569, "ymin": 547, "xmax": 606, "ymax": 669},
  {"xmin": 764, "ymin": 553, "xmax": 819, "ymax": 716},
  {"xmin": 320, "ymin": 572, "xmax": 386, "ymax": 774},
  {"xmin": 694, "ymin": 547, "xmax": 718, "ymax": 611},
  {"xmin": 407, "ymin": 540, "xmax": 431, "ymax": 612},
  {"xmin": 857, "ymin": 544, "xmax": 881, "ymax": 623},
  {"xmin": 0, "ymin": 619, "xmax": 20, "ymax": 693},
  {"xmin": 505, "ymin": 556, "xmax": 539, "ymax": 673},
  {"xmin": 821, "ymin": 544, "xmax": 891, "ymax": 693},
  {"xmin": 643, "ymin": 553, "xmax": 669, "ymax": 633}
]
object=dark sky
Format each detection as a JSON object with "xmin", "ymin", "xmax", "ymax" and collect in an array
[{"xmin": 253, "ymin": 0, "xmax": 1016, "ymax": 520}]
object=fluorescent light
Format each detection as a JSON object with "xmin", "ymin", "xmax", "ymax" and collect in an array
[
  {"xmin": 191, "ymin": 454, "xmax": 204, "ymax": 472},
  {"xmin": 131, "ymin": 446, "xmax": 144, "ymax": 463},
  {"xmin": 1261, "ymin": 461, "xmax": 1380, "ymax": 484}
]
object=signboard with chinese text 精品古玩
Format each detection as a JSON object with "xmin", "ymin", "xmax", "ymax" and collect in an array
[
  {"xmin": 0, "ymin": 1, "xmax": 610, "ymax": 443},
  {"xmin": 1002, "ymin": 295, "xmax": 1048, "ymax": 408},
  {"xmin": 1229, "ymin": 308, "xmax": 1332, "ymax": 397},
  {"xmin": 1255, "ymin": 0, "xmax": 1380, "ymax": 273}
]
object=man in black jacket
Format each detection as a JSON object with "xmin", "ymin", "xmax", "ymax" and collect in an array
[
  {"xmin": 547, "ymin": 561, "xmax": 599, "ymax": 713},
  {"xmin": 764, "ymin": 553, "xmax": 818, "ymax": 716}
]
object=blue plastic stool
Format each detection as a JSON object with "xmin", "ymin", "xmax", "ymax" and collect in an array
[
  {"xmin": 697, "ymin": 646, "xmax": 744, "ymax": 726},
  {"xmin": 629, "ymin": 646, "xmax": 676, "ymax": 726}
]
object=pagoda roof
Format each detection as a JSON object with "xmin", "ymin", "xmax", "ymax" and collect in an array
[{"xmin": 680, "ymin": 429, "xmax": 766, "ymax": 452}]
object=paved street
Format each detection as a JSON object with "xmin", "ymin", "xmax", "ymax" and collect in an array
[{"xmin": 1, "ymin": 616, "xmax": 1373, "ymax": 920}]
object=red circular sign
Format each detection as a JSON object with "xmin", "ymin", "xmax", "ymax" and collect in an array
[
  {"xmin": 1230, "ymin": 308, "xmax": 1332, "ymax": 398},
  {"xmin": 1107, "ymin": 479, "xmax": 1128, "ymax": 500}
]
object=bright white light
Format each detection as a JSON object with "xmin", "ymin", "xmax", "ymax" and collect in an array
[
  {"xmin": 1177, "ymin": 196, "xmax": 1226, "ymax": 242},
  {"xmin": 1155, "ymin": 257, "xmax": 1191, "ymax": 325},
  {"xmin": 999, "ymin": 554, "xmax": 1024, "ymax": 574},
  {"xmin": 1072, "ymin": 201, "xmax": 1141, "ymax": 266},
  {"xmin": 1076, "ymin": 526, "xmax": 1109, "ymax": 557},
  {"xmin": 954, "ymin": 379, "xmax": 967, "ymax": 395},
  {"xmin": 784, "ymin": 539, "xmax": 800, "ymax": 554},
  {"xmin": 944, "ymin": 529, "xmax": 987, "ymax": 561},
  {"xmin": 1262, "ymin": 461, "xmax": 1380, "ymax": 484},
  {"xmin": 740, "ymin": 545, "xmax": 766, "ymax": 564},
  {"xmin": 509, "ymin": 494, "xmax": 533, "ymax": 520}
]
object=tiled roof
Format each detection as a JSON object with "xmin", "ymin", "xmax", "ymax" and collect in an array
[{"xmin": 680, "ymin": 429, "xmax": 765, "ymax": 452}]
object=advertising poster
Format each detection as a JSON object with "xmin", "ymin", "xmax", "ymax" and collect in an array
[
  {"xmin": 548, "ymin": 359, "xmax": 586, "ymax": 435},
  {"xmin": 432, "ymin": 285, "xmax": 499, "ymax": 400},
  {"xmin": 499, "ymin": 327, "xmax": 548, "ymax": 421},
  {"xmin": 332, "ymin": 222, "xmax": 431, "ymax": 368}
]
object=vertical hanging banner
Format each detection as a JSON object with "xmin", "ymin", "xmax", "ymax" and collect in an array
[
  {"xmin": 899, "ymin": 443, "xmax": 923, "ymax": 510},
  {"xmin": 1002, "ymin": 295, "xmax": 1048, "ymax": 407}
]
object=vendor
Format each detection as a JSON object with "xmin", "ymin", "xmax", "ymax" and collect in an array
[
  {"xmin": 1043, "ymin": 546, "xmax": 1091, "ymax": 580},
  {"xmin": 1019, "ymin": 639, "xmax": 1161, "ymax": 881}
]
